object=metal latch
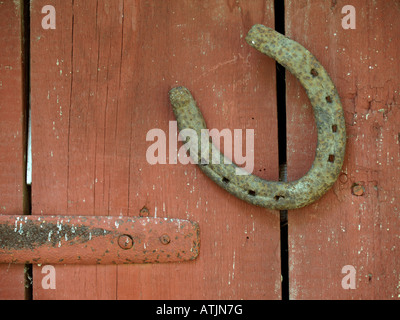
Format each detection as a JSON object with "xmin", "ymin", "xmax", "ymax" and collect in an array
[{"xmin": 0, "ymin": 215, "xmax": 200, "ymax": 265}]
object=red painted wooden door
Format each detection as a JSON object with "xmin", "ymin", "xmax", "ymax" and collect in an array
[
  {"xmin": 0, "ymin": 0, "xmax": 399, "ymax": 300},
  {"xmin": 30, "ymin": 0, "xmax": 281, "ymax": 300}
]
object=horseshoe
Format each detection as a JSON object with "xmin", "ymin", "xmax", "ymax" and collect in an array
[{"xmin": 169, "ymin": 24, "xmax": 346, "ymax": 210}]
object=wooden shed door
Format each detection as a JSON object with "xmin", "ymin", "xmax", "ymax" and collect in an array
[
  {"xmin": 1, "ymin": 0, "xmax": 399, "ymax": 300},
  {"xmin": 30, "ymin": 0, "xmax": 281, "ymax": 300}
]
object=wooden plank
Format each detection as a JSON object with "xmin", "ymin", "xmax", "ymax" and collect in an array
[
  {"xmin": 286, "ymin": 0, "xmax": 400, "ymax": 299},
  {"xmin": 31, "ymin": 0, "xmax": 281, "ymax": 299},
  {"xmin": 0, "ymin": 0, "xmax": 27, "ymax": 300},
  {"xmin": 30, "ymin": 0, "xmax": 118, "ymax": 300}
]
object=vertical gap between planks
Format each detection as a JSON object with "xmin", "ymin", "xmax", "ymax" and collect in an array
[
  {"xmin": 22, "ymin": 0, "xmax": 33, "ymax": 300},
  {"xmin": 274, "ymin": 0, "xmax": 289, "ymax": 301}
]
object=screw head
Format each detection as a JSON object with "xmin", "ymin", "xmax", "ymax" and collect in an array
[
  {"xmin": 139, "ymin": 206, "xmax": 149, "ymax": 217},
  {"xmin": 339, "ymin": 173, "xmax": 348, "ymax": 184},
  {"xmin": 352, "ymin": 183, "xmax": 365, "ymax": 196},
  {"xmin": 118, "ymin": 234, "xmax": 134, "ymax": 250},
  {"xmin": 160, "ymin": 234, "xmax": 171, "ymax": 245}
]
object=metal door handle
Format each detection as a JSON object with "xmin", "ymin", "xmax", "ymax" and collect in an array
[{"xmin": 169, "ymin": 24, "xmax": 346, "ymax": 210}]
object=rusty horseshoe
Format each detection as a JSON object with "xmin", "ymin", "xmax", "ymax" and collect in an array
[{"xmin": 169, "ymin": 24, "xmax": 346, "ymax": 210}]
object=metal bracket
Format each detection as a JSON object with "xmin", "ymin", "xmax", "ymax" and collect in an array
[{"xmin": 0, "ymin": 215, "xmax": 200, "ymax": 265}]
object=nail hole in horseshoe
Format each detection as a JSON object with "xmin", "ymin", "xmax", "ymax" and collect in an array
[
  {"xmin": 248, "ymin": 190, "xmax": 256, "ymax": 197},
  {"xmin": 274, "ymin": 195, "xmax": 285, "ymax": 201},
  {"xmin": 328, "ymin": 154, "xmax": 335, "ymax": 163},
  {"xmin": 332, "ymin": 125, "xmax": 338, "ymax": 133},
  {"xmin": 310, "ymin": 69, "xmax": 319, "ymax": 77},
  {"xmin": 222, "ymin": 177, "xmax": 230, "ymax": 184},
  {"xmin": 326, "ymin": 96, "xmax": 333, "ymax": 103}
]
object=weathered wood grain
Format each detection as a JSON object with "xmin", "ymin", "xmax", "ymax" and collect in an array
[
  {"xmin": 30, "ymin": 0, "xmax": 281, "ymax": 299},
  {"xmin": 0, "ymin": 0, "xmax": 28, "ymax": 300},
  {"xmin": 286, "ymin": 0, "xmax": 400, "ymax": 299}
]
